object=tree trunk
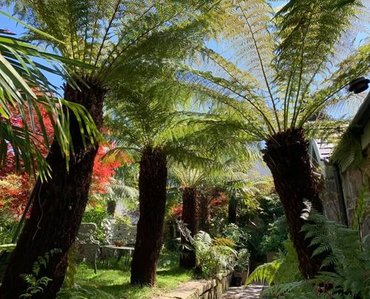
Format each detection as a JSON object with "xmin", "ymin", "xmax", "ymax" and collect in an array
[
  {"xmin": 262, "ymin": 128, "xmax": 324, "ymax": 279},
  {"xmin": 179, "ymin": 187, "xmax": 198, "ymax": 269},
  {"xmin": 228, "ymin": 195, "xmax": 237, "ymax": 224},
  {"xmin": 0, "ymin": 77, "xmax": 105, "ymax": 299},
  {"xmin": 107, "ymin": 200, "xmax": 116, "ymax": 216},
  {"xmin": 199, "ymin": 191, "xmax": 210, "ymax": 232},
  {"xmin": 130, "ymin": 146, "xmax": 167, "ymax": 286}
]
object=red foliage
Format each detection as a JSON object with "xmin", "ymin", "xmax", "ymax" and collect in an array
[
  {"xmin": 0, "ymin": 104, "xmax": 53, "ymax": 218},
  {"xmin": 169, "ymin": 203, "xmax": 183, "ymax": 218},
  {"xmin": 90, "ymin": 146, "xmax": 121, "ymax": 195},
  {"xmin": 0, "ymin": 158, "xmax": 33, "ymax": 219},
  {"xmin": 1, "ymin": 101, "xmax": 124, "ymax": 218},
  {"xmin": 210, "ymin": 192, "xmax": 228, "ymax": 207}
]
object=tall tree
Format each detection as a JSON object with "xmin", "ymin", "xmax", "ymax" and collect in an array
[
  {"xmin": 104, "ymin": 65, "xmax": 229, "ymax": 284},
  {"xmin": 0, "ymin": 1, "xmax": 226, "ymax": 297},
  {"xmin": 171, "ymin": 165, "xmax": 205, "ymax": 269},
  {"xmin": 184, "ymin": 0, "xmax": 370, "ymax": 278}
]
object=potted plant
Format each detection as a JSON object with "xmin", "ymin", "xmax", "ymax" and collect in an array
[{"xmin": 232, "ymin": 249, "xmax": 250, "ymax": 286}]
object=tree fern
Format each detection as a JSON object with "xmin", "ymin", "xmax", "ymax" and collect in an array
[
  {"xmin": 182, "ymin": 0, "xmax": 369, "ymax": 135},
  {"xmin": 178, "ymin": 0, "xmax": 370, "ymax": 279}
]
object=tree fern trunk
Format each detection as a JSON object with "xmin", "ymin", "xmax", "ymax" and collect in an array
[
  {"xmin": 262, "ymin": 128, "xmax": 324, "ymax": 279},
  {"xmin": 228, "ymin": 195, "xmax": 237, "ymax": 224},
  {"xmin": 0, "ymin": 77, "xmax": 104, "ymax": 298},
  {"xmin": 130, "ymin": 147, "xmax": 167, "ymax": 286},
  {"xmin": 180, "ymin": 187, "xmax": 198, "ymax": 269},
  {"xmin": 199, "ymin": 191, "xmax": 210, "ymax": 232}
]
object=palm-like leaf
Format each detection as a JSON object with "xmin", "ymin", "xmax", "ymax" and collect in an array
[
  {"xmin": 10, "ymin": 0, "xmax": 227, "ymax": 82},
  {"xmin": 0, "ymin": 16, "xmax": 98, "ymax": 179},
  {"xmin": 182, "ymin": 0, "xmax": 369, "ymax": 139}
]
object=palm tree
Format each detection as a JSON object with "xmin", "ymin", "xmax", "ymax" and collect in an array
[
  {"xmin": 183, "ymin": 0, "xmax": 370, "ymax": 278},
  {"xmin": 1, "ymin": 1, "xmax": 226, "ymax": 296}
]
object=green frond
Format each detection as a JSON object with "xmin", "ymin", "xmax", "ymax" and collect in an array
[
  {"xmin": 102, "ymin": 147, "xmax": 134, "ymax": 164},
  {"xmin": 170, "ymin": 163, "xmax": 206, "ymax": 188},
  {"xmin": 182, "ymin": 0, "xmax": 366, "ymax": 136},
  {"xmin": 246, "ymin": 259, "xmax": 281, "ymax": 286},
  {"xmin": 104, "ymin": 178, "xmax": 139, "ymax": 202},
  {"xmin": 10, "ymin": 0, "xmax": 228, "ymax": 82},
  {"xmin": 0, "ymin": 18, "xmax": 98, "ymax": 179}
]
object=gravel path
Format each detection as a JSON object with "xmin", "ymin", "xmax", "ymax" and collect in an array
[{"xmin": 222, "ymin": 284, "xmax": 265, "ymax": 299}]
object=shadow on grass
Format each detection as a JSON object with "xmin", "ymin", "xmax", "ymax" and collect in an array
[
  {"xmin": 156, "ymin": 267, "xmax": 191, "ymax": 277},
  {"xmin": 59, "ymin": 252, "xmax": 193, "ymax": 299},
  {"xmin": 96, "ymin": 283, "xmax": 151, "ymax": 299},
  {"xmin": 98, "ymin": 282, "xmax": 151, "ymax": 297}
]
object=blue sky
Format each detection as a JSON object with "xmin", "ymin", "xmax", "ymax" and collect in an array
[
  {"xmin": 1, "ymin": 8, "xmax": 65, "ymax": 91},
  {"xmin": 1, "ymin": 3, "xmax": 369, "ymax": 118}
]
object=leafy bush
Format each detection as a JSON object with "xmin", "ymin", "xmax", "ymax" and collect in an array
[
  {"xmin": 260, "ymin": 216, "xmax": 289, "ymax": 254},
  {"xmin": 0, "ymin": 212, "xmax": 18, "ymax": 244},
  {"xmin": 193, "ymin": 231, "xmax": 236, "ymax": 278},
  {"xmin": 247, "ymin": 211, "xmax": 370, "ymax": 298},
  {"xmin": 222, "ymin": 223, "xmax": 250, "ymax": 250},
  {"xmin": 82, "ymin": 207, "xmax": 108, "ymax": 243},
  {"xmin": 234, "ymin": 249, "xmax": 250, "ymax": 272},
  {"xmin": 237, "ymin": 194, "xmax": 286, "ymax": 263}
]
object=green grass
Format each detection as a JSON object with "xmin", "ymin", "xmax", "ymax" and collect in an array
[{"xmin": 57, "ymin": 252, "xmax": 192, "ymax": 299}]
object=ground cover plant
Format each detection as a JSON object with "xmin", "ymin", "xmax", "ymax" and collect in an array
[{"xmin": 247, "ymin": 209, "xmax": 370, "ymax": 298}]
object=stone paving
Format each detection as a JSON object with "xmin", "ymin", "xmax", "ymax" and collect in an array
[{"xmin": 221, "ymin": 284, "xmax": 265, "ymax": 299}]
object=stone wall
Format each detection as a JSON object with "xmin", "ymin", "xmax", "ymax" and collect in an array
[
  {"xmin": 340, "ymin": 152, "xmax": 370, "ymax": 236},
  {"xmin": 321, "ymin": 164, "xmax": 347, "ymax": 225},
  {"xmin": 156, "ymin": 272, "xmax": 232, "ymax": 299}
]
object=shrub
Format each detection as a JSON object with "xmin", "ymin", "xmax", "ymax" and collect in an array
[
  {"xmin": 260, "ymin": 216, "xmax": 289, "ymax": 254},
  {"xmin": 247, "ymin": 211, "xmax": 370, "ymax": 298},
  {"xmin": 82, "ymin": 207, "xmax": 108, "ymax": 243},
  {"xmin": 0, "ymin": 212, "xmax": 18, "ymax": 244},
  {"xmin": 193, "ymin": 231, "xmax": 236, "ymax": 278}
]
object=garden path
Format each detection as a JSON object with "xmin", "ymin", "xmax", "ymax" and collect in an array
[{"xmin": 222, "ymin": 284, "xmax": 265, "ymax": 299}]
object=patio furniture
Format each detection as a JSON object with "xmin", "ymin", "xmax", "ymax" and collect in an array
[
  {"xmin": 100, "ymin": 245, "xmax": 134, "ymax": 265},
  {"xmin": 76, "ymin": 223, "xmax": 100, "ymax": 273}
]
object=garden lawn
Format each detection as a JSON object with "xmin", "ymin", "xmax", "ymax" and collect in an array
[{"xmin": 57, "ymin": 253, "xmax": 192, "ymax": 299}]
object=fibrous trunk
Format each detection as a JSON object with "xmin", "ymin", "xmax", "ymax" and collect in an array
[
  {"xmin": 228, "ymin": 195, "xmax": 237, "ymax": 224},
  {"xmin": 199, "ymin": 191, "xmax": 210, "ymax": 232},
  {"xmin": 107, "ymin": 200, "xmax": 116, "ymax": 216},
  {"xmin": 0, "ymin": 77, "xmax": 104, "ymax": 298},
  {"xmin": 180, "ymin": 187, "xmax": 198, "ymax": 269},
  {"xmin": 262, "ymin": 128, "xmax": 324, "ymax": 279},
  {"xmin": 130, "ymin": 147, "xmax": 167, "ymax": 286}
]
